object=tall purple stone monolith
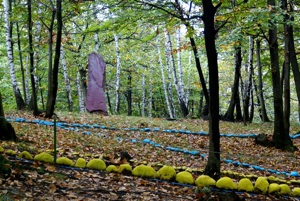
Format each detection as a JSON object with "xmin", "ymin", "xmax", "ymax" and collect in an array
[{"xmin": 86, "ymin": 52, "xmax": 108, "ymax": 115}]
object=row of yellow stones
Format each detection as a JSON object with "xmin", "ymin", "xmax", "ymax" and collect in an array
[{"xmin": 2, "ymin": 147, "xmax": 300, "ymax": 197}]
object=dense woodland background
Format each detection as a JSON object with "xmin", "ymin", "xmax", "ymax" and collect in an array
[{"xmin": 0, "ymin": 0, "xmax": 299, "ymax": 121}]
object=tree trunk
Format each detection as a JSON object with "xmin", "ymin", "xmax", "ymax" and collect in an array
[
  {"xmin": 202, "ymin": 0, "xmax": 221, "ymax": 180},
  {"xmin": 256, "ymin": 39, "xmax": 270, "ymax": 122},
  {"xmin": 141, "ymin": 68, "xmax": 146, "ymax": 117},
  {"xmin": 243, "ymin": 36, "xmax": 254, "ymax": 123},
  {"xmin": 268, "ymin": 0, "xmax": 293, "ymax": 150},
  {"xmin": 164, "ymin": 29, "xmax": 188, "ymax": 117},
  {"xmin": 77, "ymin": 72, "xmax": 85, "ymax": 112},
  {"xmin": 27, "ymin": 0, "xmax": 39, "ymax": 116},
  {"xmin": 163, "ymin": 32, "xmax": 176, "ymax": 118},
  {"xmin": 16, "ymin": 22, "xmax": 27, "ymax": 105},
  {"xmin": 157, "ymin": 39, "xmax": 174, "ymax": 119},
  {"xmin": 288, "ymin": 14, "xmax": 300, "ymax": 122},
  {"xmin": 184, "ymin": 22, "xmax": 209, "ymax": 110},
  {"xmin": 45, "ymin": 0, "xmax": 62, "ymax": 118},
  {"xmin": 3, "ymin": 0, "xmax": 26, "ymax": 110},
  {"xmin": 61, "ymin": 46, "xmax": 73, "ymax": 111},
  {"xmin": 127, "ymin": 71, "xmax": 132, "ymax": 116},
  {"xmin": 0, "ymin": 92, "xmax": 17, "ymax": 141},
  {"xmin": 114, "ymin": 34, "xmax": 121, "ymax": 114},
  {"xmin": 223, "ymin": 45, "xmax": 242, "ymax": 121}
]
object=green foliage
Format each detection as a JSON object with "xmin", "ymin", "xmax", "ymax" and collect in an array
[
  {"xmin": 18, "ymin": 151, "xmax": 33, "ymax": 160},
  {"xmin": 118, "ymin": 164, "xmax": 132, "ymax": 174},
  {"xmin": 34, "ymin": 152, "xmax": 54, "ymax": 164},
  {"xmin": 157, "ymin": 165, "xmax": 176, "ymax": 181},
  {"xmin": 195, "ymin": 175, "xmax": 216, "ymax": 187},
  {"xmin": 132, "ymin": 165, "xmax": 157, "ymax": 178},
  {"xmin": 86, "ymin": 159, "xmax": 106, "ymax": 171},
  {"xmin": 254, "ymin": 177, "xmax": 269, "ymax": 194},
  {"xmin": 268, "ymin": 183, "xmax": 280, "ymax": 194},
  {"xmin": 75, "ymin": 158, "xmax": 86, "ymax": 168},
  {"xmin": 292, "ymin": 188, "xmax": 300, "ymax": 197},
  {"xmin": 5, "ymin": 149, "xmax": 16, "ymax": 156},
  {"xmin": 279, "ymin": 184, "xmax": 291, "ymax": 195},
  {"xmin": 237, "ymin": 178, "xmax": 254, "ymax": 192},
  {"xmin": 106, "ymin": 165, "xmax": 118, "ymax": 173},
  {"xmin": 216, "ymin": 177, "xmax": 237, "ymax": 190},
  {"xmin": 0, "ymin": 146, "xmax": 4, "ymax": 154},
  {"xmin": 175, "ymin": 171, "xmax": 194, "ymax": 185},
  {"xmin": 56, "ymin": 157, "xmax": 74, "ymax": 166}
]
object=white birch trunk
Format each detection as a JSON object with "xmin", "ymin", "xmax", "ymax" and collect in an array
[
  {"xmin": 77, "ymin": 72, "xmax": 85, "ymax": 112},
  {"xmin": 94, "ymin": 33, "xmax": 100, "ymax": 52},
  {"xmin": 3, "ymin": 0, "xmax": 24, "ymax": 108},
  {"xmin": 148, "ymin": 65, "xmax": 153, "ymax": 118},
  {"xmin": 165, "ymin": 29, "xmax": 187, "ymax": 117},
  {"xmin": 114, "ymin": 34, "xmax": 121, "ymax": 114},
  {"xmin": 176, "ymin": 29, "xmax": 187, "ymax": 107},
  {"xmin": 164, "ymin": 29, "xmax": 177, "ymax": 117},
  {"xmin": 25, "ymin": 55, "xmax": 30, "ymax": 105},
  {"xmin": 61, "ymin": 46, "xmax": 73, "ymax": 111},
  {"xmin": 157, "ymin": 40, "xmax": 173, "ymax": 118},
  {"xmin": 185, "ymin": 51, "xmax": 192, "ymax": 105},
  {"xmin": 141, "ymin": 68, "xmax": 146, "ymax": 117},
  {"xmin": 33, "ymin": 3, "xmax": 42, "ymax": 89}
]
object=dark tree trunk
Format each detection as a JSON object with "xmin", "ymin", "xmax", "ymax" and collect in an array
[
  {"xmin": 188, "ymin": 36, "xmax": 209, "ymax": 109},
  {"xmin": 0, "ymin": 92, "xmax": 17, "ymax": 141},
  {"xmin": 288, "ymin": 14, "xmax": 300, "ymax": 122},
  {"xmin": 243, "ymin": 36, "xmax": 254, "ymax": 123},
  {"xmin": 127, "ymin": 71, "xmax": 132, "ymax": 116},
  {"xmin": 16, "ymin": 22, "xmax": 27, "ymax": 105},
  {"xmin": 268, "ymin": 0, "xmax": 293, "ymax": 150},
  {"xmin": 45, "ymin": 0, "xmax": 62, "ymax": 118},
  {"xmin": 223, "ymin": 46, "xmax": 242, "ymax": 121},
  {"xmin": 283, "ymin": 0, "xmax": 291, "ymax": 147},
  {"xmin": 256, "ymin": 39, "xmax": 270, "ymax": 122},
  {"xmin": 202, "ymin": 0, "xmax": 221, "ymax": 180},
  {"xmin": 106, "ymin": 91, "xmax": 112, "ymax": 114},
  {"xmin": 27, "ymin": 0, "xmax": 39, "ymax": 116}
]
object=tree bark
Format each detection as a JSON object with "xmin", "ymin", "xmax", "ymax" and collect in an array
[
  {"xmin": 268, "ymin": 0, "xmax": 293, "ymax": 150},
  {"xmin": 0, "ymin": 92, "xmax": 17, "ymax": 141},
  {"xmin": 256, "ymin": 39, "xmax": 270, "ymax": 122},
  {"xmin": 27, "ymin": 0, "xmax": 39, "ymax": 116},
  {"xmin": 3, "ymin": 0, "xmax": 26, "ymax": 110},
  {"xmin": 223, "ymin": 45, "xmax": 242, "ymax": 121},
  {"xmin": 61, "ymin": 46, "xmax": 73, "ymax": 111},
  {"xmin": 45, "ymin": 0, "xmax": 62, "ymax": 118},
  {"xmin": 202, "ymin": 0, "xmax": 221, "ymax": 180},
  {"xmin": 288, "ymin": 15, "xmax": 300, "ymax": 122},
  {"xmin": 114, "ymin": 34, "xmax": 121, "ymax": 114},
  {"xmin": 243, "ymin": 36, "xmax": 254, "ymax": 123},
  {"xmin": 157, "ymin": 39, "xmax": 174, "ymax": 119},
  {"xmin": 164, "ymin": 29, "xmax": 188, "ymax": 117}
]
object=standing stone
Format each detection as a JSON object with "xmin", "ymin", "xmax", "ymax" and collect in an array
[{"xmin": 86, "ymin": 52, "xmax": 108, "ymax": 115}]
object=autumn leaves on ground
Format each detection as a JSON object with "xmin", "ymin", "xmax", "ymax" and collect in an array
[{"xmin": 1, "ymin": 111, "xmax": 300, "ymax": 200}]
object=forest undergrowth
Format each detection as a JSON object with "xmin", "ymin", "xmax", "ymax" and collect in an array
[{"xmin": 1, "ymin": 111, "xmax": 300, "ymax": 200}]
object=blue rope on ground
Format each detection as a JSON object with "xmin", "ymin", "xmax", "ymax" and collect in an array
[{"xmin": 5, "ymin": 116, "xmax": 300, "ymax": 178}]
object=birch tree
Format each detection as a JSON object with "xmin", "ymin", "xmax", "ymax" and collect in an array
[
  {"xmin": 141, "ymin": 67, "xmax": 146, "ymax": 117},
  {"xmin": 114, "ymin": 34, "xmax": 121, "ymax": 114},
  {"xmin": 3, "ymin": 0, "xmax": 26, "ymax": 110},
  {"xmin": 157, "ymin": 39, "xmax": 174, "ymax": 119},
  {"xmin": 164, "ymin": 29, "xmax": 188, "ymax": 117},
  {"xmin": 61, "ymin": 46, "xmax": 73, "ymax": 111}
]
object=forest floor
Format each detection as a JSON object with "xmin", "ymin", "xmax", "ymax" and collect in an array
[{"xmin": 1, "ymin": 111, "xmax": 300, "ymax": 200}]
